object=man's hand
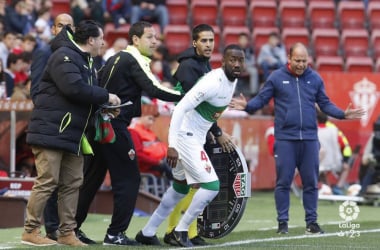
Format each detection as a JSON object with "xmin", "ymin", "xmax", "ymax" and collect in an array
[
  {"xmin": 229, "ymin": 93, "xmax": 247, "ymax": 110},
  {"xmin": 216, "ymin": 132, "xmax": 234, "ymax": 153},
  {"xmin": 344, "ymin": 103, "xmax": 366, "ymax": 120},
  {"xmin": 167, "ymin": 147, "xmax": 179, "ymax": 168},
  {"xmin": 102, "ymin": 108, "xmax": 120, "ymax": 118},
  {"xmin": 108, "ymin": 93, "xmax": 121, "ymax": 106}
]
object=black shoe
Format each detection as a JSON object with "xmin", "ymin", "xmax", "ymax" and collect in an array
[
  {"xmin": 172, "ymin": 230, "xmax": 193, "ymax": 247},
  {"xmin": 75, "ymin": 229, "xmax": 96, "ymax": 244},
  {"xmin": 190, "ymin": 235, "xmax": 208, "ymax": 245},
  {"xmin": 103, "ymin": 232, "xmax": 141, "ymax": 246},
  {"xmin": 163, "ymin": 231, "xmax": 179, "ymax": 246},
  {"xmin": 306, "ymin": 222, "xmax": 324, "ymax": 234},
  {"xmin": 46, "ymin": 231, "xmax": 58, "ymax": 241},
  {"xmin": 277, "ymin": 221, "xmax": 288, "ymax": 234},
  {"xmin": 135, "ymin": 230, "xmax": 161, "ymax": 245}
]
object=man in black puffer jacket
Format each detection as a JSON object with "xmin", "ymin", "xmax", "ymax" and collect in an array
[{"xmin": 21, "ymin": 20, "xmax": 120, "ymax": 247}]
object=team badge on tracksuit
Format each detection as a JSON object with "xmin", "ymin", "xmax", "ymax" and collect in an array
[{"xmin": 128, "ymin": 149, "xmax": 135, "ymax": 160}]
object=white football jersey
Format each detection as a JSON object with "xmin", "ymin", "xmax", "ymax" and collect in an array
[{"xmin": 169, "ymin": 68, "xmax": 237, "ymax": 147}]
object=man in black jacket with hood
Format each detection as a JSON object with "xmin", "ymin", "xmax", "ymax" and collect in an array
[
  {"xmin": 74, "ymin": 21, "xmax": 183, "ymax": 246},
  {"xmin": 21, "ymin": 20, "xmax": 120, "ymax": 247}
]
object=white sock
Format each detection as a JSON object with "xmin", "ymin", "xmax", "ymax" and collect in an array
[
  {"xmin": 142, "ymin": 186, "xmax": 186, "ymax": 236},
  {"xmin": 175, "ymin": 188, "xmax": 218, "ymax": 232}
]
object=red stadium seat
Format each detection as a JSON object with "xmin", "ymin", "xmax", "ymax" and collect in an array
[
  {"xmin": 251, "ymin": 27, "xmax": 279, "ymax": 56},
  {"xmin": 166, "ymin": 0, "xmax": 189, "ymax": 25},
  {"xmin": 282, "ymin": 27, "xmax": 309, "ymax": 52},
  {"xmin": 104, "ymin": 23, "xmax": 130, "ymax": 46},
  {"xmin": 367, "ymin": 2, "xmax": 380, "ymax": 30},
  {"xmin": 51, "ymin": 0, "xmax": 70, "ymax": 19},
  {"xmin": 345, "ymin": 56, "xmax": 373, "ymax": 72},
  {"xmin": 212, "ymin": 26, "xmax": 221, "ymax": 53},
  {"xmin": 210, "ymin": 53, "xmax": 223, "ymax": 69},
  {"xmin": 249, "ymin": 0, "xmax": 277, "ymax": 28},
  {"xmin": 315, "ymin": 56, "xmax": 344, "ymax": 72},
  {"xmin": 341, "ymin": 29, "xmax": 369, "ymax": 58},
  {"xmin": 164, "ymin": 25, "xmax": 191, "ymax": 55},
  {"xmin": 337, "ymin": 1, "xmax": 366, "ymax": 29},
  {"xmin": 308, "ymin": 1, "xmax": 336, "ymax": 29},
  {"xmin": 371, "ymin": 29, "xmax": 380, "ymax": 59},
  {"xmin": 191, "ymin": 0, "xmax": 218, "ymax": 26},
  {"xmin": 222, "ymin": 26, "xmax": 250, "ymax": 49},
  {"xmin": 220, "ymin": 0, "xmax": 247, "ymax": 27},
  {"xmin": 278, "ymin": 1, "xmax": 306, "ymax": 28},
  {"xmin": 311, "ymin": 28, "xmax": 340, "ymax": 57}
]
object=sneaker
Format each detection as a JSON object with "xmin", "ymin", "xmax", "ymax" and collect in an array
[
  {"xmin": 190, "ymin": 235, "xmax": 208, "ymax": 245},
  {"xmin": 306, "ymin": 222, "xmax": 324, "ymax": 234},
  {"xmin": 135, "ymin": 230, "xmax": 161, "ymax": 245},
  {"xmin": 172, "ymin": 230, "xmax": 193, "ymax": 247},
  {"xmin": 103, "ymin": 232, "xmax": 141, "ymax": 246},
  {"xmin": 163, "ymin": 230, "xmax": 179, "ymax": 246},
  {"xmin": 46, "ymin": 231, "xmax": 58, "ymax": 241},
  {"xmin": 76, "ymin": 229, "xmax": 97, "ymax": 244},
  {"xmin": 57, "ymin": 231, "xmax": 87, "ymax": 246},
  {"xmin": 277, "ymin": 221, "xmax": 288, "ymax": 234},
  {"xmin": 21, "ymin": 228, "xmax": 57, "ymax": 246},
  {"xmin": 366, "ymin": 184, "xmax": 380, "ymax": 194}
]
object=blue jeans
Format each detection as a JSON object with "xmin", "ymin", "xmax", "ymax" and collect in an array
[
  {"xmin": 130, "ymin": 5, "xmax": 169, "ymax": 33},
  {"xmin": 260, "ymin": 61, "xmax": 281, "ymax": 82}
]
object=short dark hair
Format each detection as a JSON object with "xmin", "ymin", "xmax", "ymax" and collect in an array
[
  {"xmin": 6, "ymin": 53, "xmax": 22, "ymax": 68},
  {"xmin": 269, "ymin": 31, "xmax": 279, "ymax": 38},
  {"xmin": 22, "ymin": 34, "xmax": 36, "ymax": 43},
  {"xmin": 223, "ymin": 44, "xmax": 243, "ymax": 55},
  {"xmin": 317, "ymin": 110, "xmax": 328, "ymax": 123},
  {"xmin": 73, "ymin": 20, "xmax": 102, "ymax": 45},
  {"xmin": 192, "ymin": 24, "xmax": 214, "ymax": 41},
  {"xmin": 128, "ymin": 21, "xmax": 153, "ymax": 44},
  {"xmin": 238, "ymin": 32, "xmax": 249, "ymax": 38}
]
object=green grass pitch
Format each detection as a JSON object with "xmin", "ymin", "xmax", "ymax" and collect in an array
[{"xmin": 0, "ymin": 191, "xmax": 379, "ymax": 249}]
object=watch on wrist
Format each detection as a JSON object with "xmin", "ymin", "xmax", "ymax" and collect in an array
[{"xmin": 213, "ymin": 128, "xmax": 223, "ymax": 138}]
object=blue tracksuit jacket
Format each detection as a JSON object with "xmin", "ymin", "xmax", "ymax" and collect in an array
[{"xmin": 245, "ymin": 65, "xmax": 345, "ymax": 140}]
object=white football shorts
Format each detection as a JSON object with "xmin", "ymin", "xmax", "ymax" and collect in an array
[{"xmin": 172, "ymin": 132, "xmax": 219, "ymax": 184}]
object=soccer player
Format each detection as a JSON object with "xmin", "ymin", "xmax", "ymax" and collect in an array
[
  {"xmin": 135, "ymin": 44, "xmax": 245, "ymax": 247},
  {"xmin": 163, "ymin": 23, "xmax": 232, "ymax": 246}
]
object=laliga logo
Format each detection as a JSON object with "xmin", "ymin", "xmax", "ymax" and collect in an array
[
  {"xmin": 349, "ymin": 78, "xmax": 380, "ymax": 127},
  {"xmin": 338, "ymin": 201, "xmax": 361, "ymax": 237},
  {"xmin": 339, "ymin": 200, "xmax": 360, "ymax": 221}
]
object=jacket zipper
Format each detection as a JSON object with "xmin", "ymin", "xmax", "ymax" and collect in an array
[
  {"xmin": 296, "ymin": 77, "xmax": 303, "ymax": 140},
  {"xmin": 77, "ymin": 57, "xmax": 94, "ymax": 155}
]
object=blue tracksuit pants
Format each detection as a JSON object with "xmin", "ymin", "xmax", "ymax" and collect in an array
[{"xmin": 274, "ymin": 139, "xmax": 319, "ymax": 224}]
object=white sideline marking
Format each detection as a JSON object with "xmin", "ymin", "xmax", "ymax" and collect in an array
[{"xmin": 169, "ymin": 228, "xmax": 380, "ymax": 249}]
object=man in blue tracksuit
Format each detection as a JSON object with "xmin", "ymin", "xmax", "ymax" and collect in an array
[{"xmin": 230, "ymin": 43, "xmax": 365, "ymax": 234}]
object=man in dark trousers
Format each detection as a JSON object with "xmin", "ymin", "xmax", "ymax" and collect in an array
[
  {"xmin": 75, "ymin": 21, "xmax": 183, "ymax": 246},
  {"xmin": 230, "ymin": 43, "xmax": 365, "ymax": 235}
]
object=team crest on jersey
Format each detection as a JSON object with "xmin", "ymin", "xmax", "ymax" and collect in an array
[
  {"xmin": 204, "ymin": 164, "xmax": 212, "ymax": 173},
  {"xmin": 128, "ymin": 149, "xmax": 136, "ymax": 160}
]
